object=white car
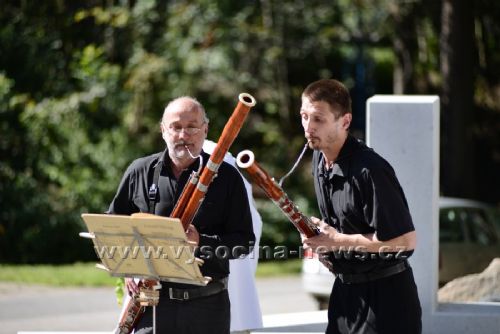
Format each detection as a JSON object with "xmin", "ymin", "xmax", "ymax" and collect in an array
[{"xmin": 301, "ymin": 197, "xmax": 500, "ymax": 309}]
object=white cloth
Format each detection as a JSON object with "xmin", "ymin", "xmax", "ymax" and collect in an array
[{"xmin": 202, "ymin": 140, "xmax": 263, "ymax": 332}]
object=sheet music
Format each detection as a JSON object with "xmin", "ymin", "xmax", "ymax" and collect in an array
[{"xmin": 81, "ymin": 213, "xmax": 210, "ymax": 286}]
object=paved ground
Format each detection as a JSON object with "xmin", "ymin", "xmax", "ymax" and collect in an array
[{"xmin": 0, "ymin": 276, "xmax": 317, "ymax": 334}]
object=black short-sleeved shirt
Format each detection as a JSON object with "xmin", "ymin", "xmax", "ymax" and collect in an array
[
  {"xmin": 312, "ymin": 135, "xmax": 415, "ymax": 274},
  {"xmin": 107, "ymin": 149, "xmax": 255, "ymax": 281}
]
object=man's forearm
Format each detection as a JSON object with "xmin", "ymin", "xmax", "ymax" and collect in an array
[
  {"xmin": 335, "ymin": 230, "xmax": 416, "ymax": 252},
  {"xmin": 305, "ymin": 224, "xmax": 416, "ymax": 253}
]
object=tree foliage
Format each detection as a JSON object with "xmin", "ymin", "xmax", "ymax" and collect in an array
[{"xmin": 0, "ymin": 0, "xmax": 498, "ymax": 263}]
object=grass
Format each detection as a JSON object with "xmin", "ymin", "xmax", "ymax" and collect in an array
[
  {"xmin": 0, "ymin": 259, "xmax": 302, "ymax": 287},
  {"xmin": 0, "ymin": 263, "xmax": 117, "ymax": 287}
]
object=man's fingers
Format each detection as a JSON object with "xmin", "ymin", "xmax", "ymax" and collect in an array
[
  {"xmin": 186, "ymin": 224, "xmax": 200, "ymax": 245},
  {"xmin": 302, "ymin": 237, "xmax": 316, "ymax": 249},
  {"xmin": 310, "ymin": 216, "xmax": 322, "ymax": 225},
  {"xmin": 125, "ymin": 278, "xmax": 139, "ymax": 295}
]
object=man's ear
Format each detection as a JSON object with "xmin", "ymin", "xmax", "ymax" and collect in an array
[{"xmin": 342, "ymin": 113, "xmax": 352, "ymax": 130}]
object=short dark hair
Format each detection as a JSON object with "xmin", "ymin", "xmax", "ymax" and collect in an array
[{"xmin": 302, "ymin": 79, "xmax": 352, "ymax": 118}]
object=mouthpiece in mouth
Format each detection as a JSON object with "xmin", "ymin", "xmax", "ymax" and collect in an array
[
  {"xmin": 185, "ymin": 145, "xmax": 201, "ymax": 159},
  {"xmin": 236, "ymin": 150, "xmax": 255, "ymax": 169}
]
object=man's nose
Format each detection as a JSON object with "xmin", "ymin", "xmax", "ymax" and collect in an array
[
  {"xmin": 303, "ymin": 120, "xmax": 314, "ymax": 134},
  {"xmin": 178, "ymin": 130, "xmax": 190, "ymax": 140}
]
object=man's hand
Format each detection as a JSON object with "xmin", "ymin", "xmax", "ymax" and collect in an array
[
  {"xmin": 302, "ymin": 216, "xmax": 338, "ymax": 253},
  {"xmin": 186, "ymin": 224, "xmax": 200, "ymax": 245},
  {"xmin": 125, "ymin": 277, "xmax": 139, "ymax": 296}
]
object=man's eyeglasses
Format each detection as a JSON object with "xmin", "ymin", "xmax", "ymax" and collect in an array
[{"xmin": 166, "ymin": 124, "xmax": 205, "ymax": 135}]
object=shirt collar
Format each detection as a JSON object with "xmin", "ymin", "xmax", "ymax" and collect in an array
[
  {"xmin": 154, "ymin": 148, "xmax": 168, "ymax": 168},
  {"xmin": 336, "ymin": 135, "xmax": 361, "ymax": 162},
  {"xmin": 318, "ymin": 135, "xmax": 363, "ymax": 180},
  {"xmin": 319, "ymin": 154, "xmax": 344, "ymax": 179}
]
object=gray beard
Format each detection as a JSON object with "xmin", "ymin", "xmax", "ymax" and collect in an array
[
  {"xmin": 173, "ymin": 146, "xmax": 188, "ymax": 159},
  {"xmin": 165, "ymin": 139, "xmax": 189, "ymax": 160}
]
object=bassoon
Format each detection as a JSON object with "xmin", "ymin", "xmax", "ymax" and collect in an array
[
  {"xmin": 116, "ymin": 93, "xmax": 256, "ymax": 334},
  {"xmin": 235, "ymin": 150, "xmax": 333, "ymax": 270}
]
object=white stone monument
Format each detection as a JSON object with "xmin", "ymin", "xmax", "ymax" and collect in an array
[{"xmin": 367, "ymin": 95, "xmax": 500, "ymax": 334}]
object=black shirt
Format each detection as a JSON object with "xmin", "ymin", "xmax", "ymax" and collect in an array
[
  {"xmin": 312, "ymin": 135, "xmax": 415, "ymax": 274},
  {"xmin": 107, "ymin": 149, "xmax": 255, "ymax": 281}
]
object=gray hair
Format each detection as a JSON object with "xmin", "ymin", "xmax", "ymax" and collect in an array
[{"xmin": 161, "ymin": 96, "xmax": 210, "ymax": 124}]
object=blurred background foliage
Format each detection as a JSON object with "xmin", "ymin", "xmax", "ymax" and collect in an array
[{"xmin": 0, "ymin": 0, "xmax": 498, "ymax": 263}]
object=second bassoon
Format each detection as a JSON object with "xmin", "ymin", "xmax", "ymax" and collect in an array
[{"xmin": 236, "ymin": 149, "xmax": 333, "ymax": 271}]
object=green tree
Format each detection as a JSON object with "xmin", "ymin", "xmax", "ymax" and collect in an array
[{"xmin": 0, "ymin": 0, "xmax": 498, "ymax": 263}]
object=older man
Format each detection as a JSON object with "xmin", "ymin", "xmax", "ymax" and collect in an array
[{"xmin": 107, "ymin": 96, "xmax": 255, "ymax": 334}]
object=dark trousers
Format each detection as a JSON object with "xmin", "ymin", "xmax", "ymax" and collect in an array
[
  {"xmin": 134, "ymin": 289, "xmax": 230, "ymax": 334},
  {"xmin": 326, "ymin": 267, "xmax": 422, "ymax": 334}
]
